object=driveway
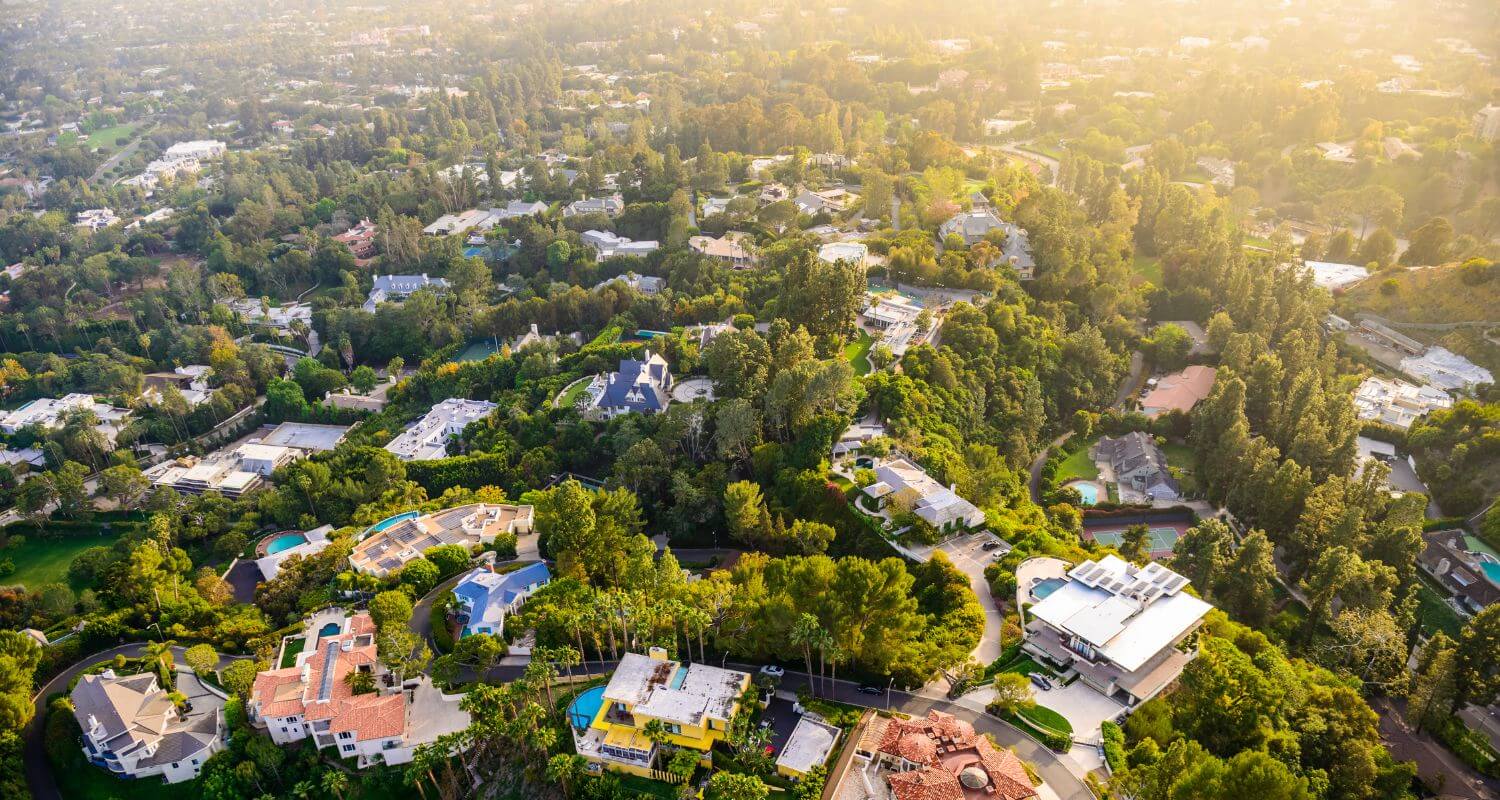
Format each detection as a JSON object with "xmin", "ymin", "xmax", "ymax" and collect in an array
[
  {"xmin": 1034, "ymin": 680, "xmax": 1125, "ymax": 744},
  {"xmin": 933, "ymin": 532, "xmax": 1008, "ymax": 663}
]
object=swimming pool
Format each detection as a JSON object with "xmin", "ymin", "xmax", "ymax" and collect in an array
[
  {"xmin": 367, "ymin": 510, "xmax": 420, "ymax": 534},
  {"xmin": 567, "ymin": 685, "xmax": 606, "ymax": 730},
  {"xmin": 264, "ymin": 532, "xmax": 309, "ymax": 555},
  {"xmin": 1032, "ymin": 578, "xmax": 1066, "ymax": 600},
  {"xmin": 318, "ymin": 622, "xmax": 342, "ymax": 639},
  {"xmin": 1481, "ymin": 561, "xmax": 1500, "ymax": 586},
  {"xmin": 463, "ymin": 246, "xmax": 489, "ymax": 258},
  {"xmin": 1065, "ymin": 481, "xmax": 1100, "ymax": 506}
]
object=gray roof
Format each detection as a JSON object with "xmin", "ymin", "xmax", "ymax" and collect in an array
[
  {"xmin": 135, "ymin": 712, "xmax": 220, "ymax": 767},
  {"xmin": 596, "ymin": 354, "xmax": 671, "ymax": 413},
  {"xmin": 1096, "ymin": 432, "xmax": 1178, "ymax": 493}
]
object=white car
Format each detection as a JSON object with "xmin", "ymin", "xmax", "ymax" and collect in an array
[{"xmin": 759, "ymin": 665, "xmax": 786, "ymax": 678}]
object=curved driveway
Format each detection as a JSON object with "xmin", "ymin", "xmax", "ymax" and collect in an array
[{"xmin": 23, "ymin": 643, "xmax": 251, "ymax": 800}]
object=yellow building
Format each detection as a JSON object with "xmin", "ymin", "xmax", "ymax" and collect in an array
[{"xmin": 569, "ymin": 648, "xmax": 751, "ymax": 777}]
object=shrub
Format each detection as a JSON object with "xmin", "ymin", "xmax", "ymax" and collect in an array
[{"xmin": 1100, "ymin": 721, "xmax": 1127, "ymax": 772}]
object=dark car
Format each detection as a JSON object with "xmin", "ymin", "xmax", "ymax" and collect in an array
[
  {"xmin": 981, "ymin": 540, "xmax": 1003, "ymax": 551},
  {"xmin": 856, "ymin": 685, "xmax": 884, "ymax": 695},
  {"xmin": 1028, "ymin": 673, "xmax": 1052, "ymax": 690}
]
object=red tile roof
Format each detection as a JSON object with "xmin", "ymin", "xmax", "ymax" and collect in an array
[
  {"xmin": 875, "ymin": 712, "xmax": 1037, "ymax": 800},
  {"xmin": 250, "ymin": 612, "xmax": 406, "ymax": 743}
]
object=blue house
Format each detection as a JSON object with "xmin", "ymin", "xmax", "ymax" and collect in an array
[
  {"xmin": 587, "ymin": 351, "xmax": 672, "ymax": 418},
  {"xmin": 451, "ymin": 562, "xmax": 552, "ymax": 638}
]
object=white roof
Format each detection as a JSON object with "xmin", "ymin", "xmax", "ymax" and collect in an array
[
  {"xmin": 1028, "ymin": 556, "xmax": 1211, "ymax": 672},
  {"xmin": 604, "ymin": 653, "xmax": 748, "ymax": 726},
  {"xmin": 776, "ymin": 716, "xmax": 840, "ymax": 774},
  {"xmin": 1302, "ymin": 260, "xmax": 1368, "ymax": 290}
]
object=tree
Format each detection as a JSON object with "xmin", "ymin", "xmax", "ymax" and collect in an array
[
  {"xmin": 1401, "ymin": 217, "xmax": 1454, "ymax": 265},
  {"xmin": 1120, "ymin": 524, "xmax": 1152, "ymax": 564},
  {"xmin": 790, "ymin": 614, "xmax": 824, "ymax": 696},
  {"xmin": 1454, "ymin": 605, "xmax": 1500, "ymax": 706},
  {"xmin": 183, "ymin": 644, "xmax": 218, "ymax": 675},
  {"xmin": 724, "ymin": 481, "xmax": 771, "ymax": 546},
  {"xmin": 984, "ymin": 673, "xmax": 1035, "ymax": 716},
  {"xmin": 1217, "ymin": 531, "xmax": 1277, "ymax": 627},
  {"xmin": 1146, "ymin": 324, "xmax": 1193, "ymax": 371},
  {"xmin": 707, "ymin": 772, "xmax": 770, "ymax": 800},
  {"xmin": 398, "ymin": 558, "xmax": 441, "ymax": 596},
  {"xmin": 370, "ymin": 590, "xmax": 415, "ymax": 630},
  {"xmin": 350, "ymin": 365, "xmax": 379, "ymax": 394},
  {"xmin": 1406, "ymin": 632, "xmax": 1459, "ymax": 731},
  {"xmin": 221, "ymin": 658, "xmax": 260, "ymax": 696},
  {"xmin": 98, "ymin": 463, "xmax": 149, "ymax": 509}
]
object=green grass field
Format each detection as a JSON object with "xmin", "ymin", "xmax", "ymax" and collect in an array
[
  {"xmin": 2, "ymin": 533, "xmax": 119, "ymax": 589},
  {"xmin": 557, "ymin": 376, "xmax": 594, "ymax": 409},
  {"xmin": 845, "ymin": 330, "xmax": 875, "ymax": 375},
  {"xmin": 1416, "ymin": 574, "xmax": 1463, "ymax": 639},
  {"xmin": 1131, "ymin": 253, "xmax": 1163, "ymax": 285},
  {"xmin": 1017, "ymin": 703, "xmax": 1073, "ymax": 736},
  {"xmin": 1056, "ymin": 442, "xmax": 1100, "ymax": 482},
  {"xmin": 84, "ymin": 123, "xmax": 138, "ymax": 149}
]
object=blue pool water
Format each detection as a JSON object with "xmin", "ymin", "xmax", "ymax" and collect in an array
[
  {"xmin": 368, "ymin": 510, "xmax": 420, "ymax": 534},
  {"xmin": 1481, "ymin": 561, "xmax": 1500, "ymax": 585},
  {"xmin": 464, "ymin": 246, "xmax": 488, "ymax": 258},
  {"xmin": 1032, "ymin": 578, "xmax": 1066, "ymax": 600},
  {"xmin": 264, "ymin": 532, "xmax": 308, "ymax": 554},
  {"xmin": 318, "ymin": 622, "xmax": 341, "ymax": 639},
  {"xmin": 1069, "ymin": 482, "xmax": 1100, "ymax": 505},
  {"xmin": 568, "ymin": 686, "xmax": 606, "ymax": 730}
]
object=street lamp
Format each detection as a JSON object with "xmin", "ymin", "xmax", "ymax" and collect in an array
[
  {"xmin": 148, "ymin": 622, "xmax": 164, "ymax": 641},
  {"xmin": 886, "ymin": 676, "xmax": 894, "ymax": 711}
]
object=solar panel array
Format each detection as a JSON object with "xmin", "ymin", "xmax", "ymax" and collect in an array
[{"xmin": 1068, "ymin": 558, "xmax": 1189, "ymax": 605}]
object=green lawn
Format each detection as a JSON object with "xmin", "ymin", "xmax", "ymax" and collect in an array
[
  {"xmin": 1131, "ymin": 254, "xmax": 1163, "ymax": 285},
  {"xmin": 1055, "ymin": 442, "xmax": 1100, "ymax": 482},
  {"xmin": 279, "ymin": 635, "xmax": 306, "ymax": 668},
  {"xmin": 845, "ymin": 330, "xmax": 875, "ymax": 375},
  {"xmin": 1416, "ymin": 573, "xmax": 1463, "ymax": 639},
  {"xmin": 84, "ymin": 122, "xmax": 138, "ymax": 150},
  {"xmin": 1017, "ymin": 703, "xmax": 1073, "ymax": 736},
  {"xmin": 557, "ymin": 376, "xmax": 594, "ymax": 409},
  {"xmin": 2, "ymin": 533, "xmax": 120, "ymax": 589}
]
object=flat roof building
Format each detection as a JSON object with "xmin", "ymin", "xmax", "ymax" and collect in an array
[
  {"xmin": 350, "ymin": 503, "xmax": 535, "ymax": 576},
  {"xmin": 1353, "ymin": 376, "xmax": 1452, "ymax": 429},
  {"xmin": 384, "ymin": 398, "xmax": 498, "ymax": 461}
]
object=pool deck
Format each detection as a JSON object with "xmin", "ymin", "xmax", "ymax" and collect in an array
[
  {"xmin": 1015, "ymin": 557, "xmax": 1070, "ymax": 613},
  {"xmin": 256, "ymin": 530, "xmax": 306, "ymax": 557}
]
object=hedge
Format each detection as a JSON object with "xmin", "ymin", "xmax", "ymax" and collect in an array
[
  {"xmin": 430, "ymin": 597, "xmax": 455, "ymax": 654},
  {"xmin": 1100, "ymin": 721, "xmax": 1126, "ymax": 773}
]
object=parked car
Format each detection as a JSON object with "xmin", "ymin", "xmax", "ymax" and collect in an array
[
  {"xmin": 1028, "ymin": 673, "xmax": 1053, "ymax": 690},
  {"xmin": 981, "ymin": 540, "xmax": 1003, "ymax": 551},
  {"xmin": 758, "ymin": 665, "xmax": 786, "ymax": 678},
  {"xmin": 856, "ymin": 685, "xmax": 884, "ymax": 695}
]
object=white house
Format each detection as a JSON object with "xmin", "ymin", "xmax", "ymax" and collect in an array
[
  {"xmin": 1353, "ymin": 376, "xmax": 1452, "ymax": 429},
  {"xmin": 862, "ymin": 457, "xmax": 985, "ymax": 531},
  {"xmin": 1023, "ymin": 557, "xmax": 1212, "ymax": 705},
  {"xmin": 581, "ymin": 230, "xmax": 659, "ymax": 259},
  {"xmin": 364, "ymin": 273, "xmax": 450, "ymax": 312},
  {"xmin": 451, "ymin": 562, "xmax": 552, "ymax": 638},
  {"xmin": 383, "ymin": 398, "xmax": 499, "ymax": 461},
  {"xmin": 71, "ymin": 670, "xmax": 225, "ymax": 784}
]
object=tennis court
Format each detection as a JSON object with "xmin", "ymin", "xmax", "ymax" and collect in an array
[{"xmin": 1083, "ymin": 523, "xmax": 1187, "ymax": 559}]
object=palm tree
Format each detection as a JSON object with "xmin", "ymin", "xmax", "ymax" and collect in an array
[
  {"xmin": 790, "ymin": 614, "xmax": 822, "ymax": 696},
  {"xmin": 546, "ymin": 753, "xmax": 585, "ymax": 799},
  {"xmin": 320, "ymin": 769, "xmax": 349, "ymax": 800}
]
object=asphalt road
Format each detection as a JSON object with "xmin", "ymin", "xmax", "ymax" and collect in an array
[{"xmin": 23, "ymin": 643, "xmax": 251, "ymax": 800}]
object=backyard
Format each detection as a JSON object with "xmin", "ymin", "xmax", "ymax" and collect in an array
[
  {"xmin": 844, "ymin": 330, "xmax": 875, "ymax": 375},
  {"xmin": 1130, "ymin": 254, "xmax": 1163, "ymax": 285},
  {"xmin": 556, "ymin": 376, "xmax": 595, "ymax": 409},
  {"xmin": 1055, "ymin": 440, "xmax": 1100, "ymax": 482},
  {"xmin": 1, "ymin": 531, "xmax": 121, "ymax": 589}
]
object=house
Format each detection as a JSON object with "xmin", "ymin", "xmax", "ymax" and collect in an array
[
  {"xmin": 228, "ymin": 299, "xmax": 313, "ymax": 331},
  {"xmin": 75, "ymin": 208, "xmax": 120, "ymax": 231},
  {"xmin": 569, "ymin": 649, "xmax": 751, "ymax": 777},
  {"xmin": 422, "ymin": 209, "xmax": 490, "ymax": 236},
  {"xmin": 700, "ymin": 197, "xmax": 733, "ymax": 217},
  {"xmin": 1023, "ymin": 557, "xmax": 1211, "ymax": 705},
  {"xmin": 581, "ymin": 230, "xmax": 660, "ymax": 259},
  {"xmin": 1093, "ymin": 432, "xmax": 1180, "ymax": 501},
  {"xmin": 350, "ymin": 503, "xmax": 535, "ymax": 576},
  {"xmin": 489, "ymin": 200, "xmax": 549, "ymax": 221},
  {"xmin": 862, "ymin": 294, "xmax": 923, "ymax": 330},
  {"xmin": 333, "ymin": 219, "xmax": 378, "ymax": 259},
  {"xmin": 126, "ymin": 208, "xmax": 175, "ymax": 230},
  {"xmin": 1195, "ymin": 156, "xmax": 1236, "ymax": 187},
  {"xmin": 0, "ymin": 394, "xmax": 130, "ymax": 446},
  {"xmin": 758, "ymin": 183, "xmax": 792, "ymax": 204},
  {"xmin": 163, "ymin": 140, "xmax": 227, "ymax": 161},
  {"xmin": 818, "ymin": 241, "xmax": 868, "ymax": 267},
  {"xmin": 451, "ymin": 562, "xmax": 552, "ymax": 638},
  {"xmin": 1301, "ymin": 260, "xmax": 1368, "ymax": 291},
  {"xmin": 143, "ymin": 441, "xmax": 298, "ymax": 498},
  {"xmin": 1353, "ymin": 376, "xmax": 1452, "ymax": 429},
  {"xmin": 1400, "ymin": 347, "xmax": 1494, "ymax": 393},
  {"xmin": 509, "ymin": 323, "xmax": 584, "ymax": 352},
  {"xmin": 249, "ymin": 611, "xmax": 470, "ymax": 767},
  {"xmin": 776, "ymin": 715, "xmax": 841, "ymax": 779},
  {"xmin": 938, "ymin": 209, "xmax": 1006, "ymax": 246},
  {"xmin": 688, "ymin": 234, "xmax": 757, "ymax": 268},
  {"xmin": 271, "ymin": 120, "xmax": 294, "ymax": 136},
  {"xmin": 564, "ymin": 195, "xmax": 625, "ymax": 218},
  {"xmin": 254, "ymin": 525, "xmax": 334, "ymax": 581},
  {"xmin": 586, "ymin": 351, "xmax": 672, "ymax": 418},
  {"xmin": 862, "ymin": 457, "xmax": 985, "ymax": 531},
  {"xmin": 142, "ymin": 365, "xmax": 214, "ymax": 407},
  {"xmin": 1316, "ymin": 141, "xmax": 1357, "ymax": 164},
  {"xmin": 1416, "ymin": 530, "xmax": 1499, "ymax": 614},
  {"xmin": 1141, "ymin": 366, "xmax": 1217, "ymax": 417},
  {"xmin": 793, "ymin": 188, "xmax": 857, "ymax": 216},
  {"xmin": 594, "ymin": 271, "xmax": 666, "ymax": 295},
  {"xmin": 364, "ymin": 273, "xmax": 450, "ymax": 312},
  {"xmin": 71, "ymin": 669, "xmax": 225, "ymax": 784},
  {"xmin": 384, "ymin": 398, "xmax": 499, "ymax": 461},
  {"xmin": 843, "ymin": 710, "xmax": 1037, "ymax": 800}
]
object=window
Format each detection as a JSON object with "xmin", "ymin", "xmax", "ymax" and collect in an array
[
  {"xmin": 338, "ymin": 731, "xmax": 354, "ymax": 740},
  {"xmin": 664, "ymin": 723, "xmax": 682, "ymax": 735},
  {"xmin": 192, "ymin": 759, "xmax": 199, "ymax": 766},
  {"xmin": 343, "ymin": 744, "xmax": 355, "ymax": 753}
]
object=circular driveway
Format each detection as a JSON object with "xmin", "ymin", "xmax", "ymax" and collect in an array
[{"xmin": 670, "ymin": 377, "xmax": 715, "ymax": 403}]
